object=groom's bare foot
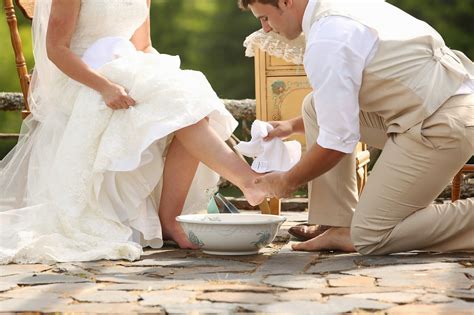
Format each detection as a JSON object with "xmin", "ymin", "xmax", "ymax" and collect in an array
[
  {"xmin": 162, "ymin": 222, "xmax": 199, "ymax": 249},
  {"xmin": 291, "ymin": 227, "xmax": 356, "ymax": 252}
]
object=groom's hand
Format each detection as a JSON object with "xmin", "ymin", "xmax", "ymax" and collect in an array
[
  {"xmin": 254, "ymin": 171, "xmax": 297, "ymax": 199},
  {"xmin": 264, "ymin": 120, "xmax": 294, "ymax": 141}
]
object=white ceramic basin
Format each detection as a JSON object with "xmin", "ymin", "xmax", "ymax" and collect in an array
[{"xmin": 176, "ymin": 213, "xmax": 286, "ymax": 255}]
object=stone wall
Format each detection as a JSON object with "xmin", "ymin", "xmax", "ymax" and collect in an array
[
  {"xmin": 1, "ymin": 92, "xmax": 472, "ymax": 205},
  {"xmin": 0, "ymin": 92, "xmax": 24, "ymax": 111},
  {"xmin": 0, "ymin": 92, "xmax": 257, "ymax": 119}
]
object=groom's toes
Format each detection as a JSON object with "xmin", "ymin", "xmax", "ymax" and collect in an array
[{"xmin": 291, "ymin": 242, "xmax": 306, "ymax": 251}]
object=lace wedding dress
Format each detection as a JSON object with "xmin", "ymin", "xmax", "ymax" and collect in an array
[{"xmin": 0, "ymin": 0, "xmax": 237, "ymax": 264}]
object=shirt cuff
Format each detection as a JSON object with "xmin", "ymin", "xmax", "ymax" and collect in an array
[{"xmin": 317, "ymin": 129, "xmax": 359, "ymax": 154}]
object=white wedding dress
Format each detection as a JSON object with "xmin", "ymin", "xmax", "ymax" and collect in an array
[{"xmin": 0, "ymin": 0, "xmax": 237, "ymax": 264}]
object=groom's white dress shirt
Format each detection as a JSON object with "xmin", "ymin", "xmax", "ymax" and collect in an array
[{"xmin": 302, "ymin": 0, "xmax": 474, "ymax": 154}]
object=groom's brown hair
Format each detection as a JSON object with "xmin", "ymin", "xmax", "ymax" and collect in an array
[{"xmin": 238, "ymin": 0, "xmax": 280, "ymax": 10}]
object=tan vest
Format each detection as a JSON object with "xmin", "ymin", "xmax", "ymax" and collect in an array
[{"xmin": 307, "ymin": 0, "xmax": 474, "ymax": 133}]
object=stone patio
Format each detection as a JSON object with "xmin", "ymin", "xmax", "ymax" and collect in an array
[{"xmin": 0, "ymin": 211, "xmax": 472, "ymax": 314}]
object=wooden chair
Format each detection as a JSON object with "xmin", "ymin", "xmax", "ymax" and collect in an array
[
  {"xmin": 452, "ymin": 161, "xmax": 474, "ymax": 201},
  {"xmin": 4, "ymin": 0, "xmax": 33, "ymax": 119}
]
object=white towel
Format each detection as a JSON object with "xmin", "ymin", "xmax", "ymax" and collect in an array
[{"xmin": 235, "ymin": 120, "xmax": 301, "ymax": 173}]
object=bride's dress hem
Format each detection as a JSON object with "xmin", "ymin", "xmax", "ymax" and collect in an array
[{"xmin": 0, "ymin": 51, "xmax": 238, "ymax": 265}]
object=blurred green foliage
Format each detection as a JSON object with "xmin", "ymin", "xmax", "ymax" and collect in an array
[{"xmin": 0, "ymin": 0, "xmax": 473, "ymax": 137}]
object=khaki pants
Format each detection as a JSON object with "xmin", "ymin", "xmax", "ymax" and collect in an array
[{"xmin": 302, "ymin": 93, "xmax": 474, "ymax": 255}]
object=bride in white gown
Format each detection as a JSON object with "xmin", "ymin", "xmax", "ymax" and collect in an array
[{"xmin": 0, "ymin": 0, "xmax": 265, "ymax": 264}]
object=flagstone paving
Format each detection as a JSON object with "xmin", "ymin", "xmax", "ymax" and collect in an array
[{"xmin": 0, "ymin": 211, "xmax": 472, "ymax": 314}]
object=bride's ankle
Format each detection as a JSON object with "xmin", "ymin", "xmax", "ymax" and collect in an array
[{"xmin": 241, "ymin": 184, "xmax": 266, "ymax": 207}]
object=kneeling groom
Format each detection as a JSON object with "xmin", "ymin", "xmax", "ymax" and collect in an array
[{"xmin": 238, "ymin": 0, "xmax": 474, "ymax": 255}]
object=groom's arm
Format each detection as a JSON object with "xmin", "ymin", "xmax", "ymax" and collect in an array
[{"xmin": 256, "ymin": 143, "xmax": 346, "ymax": 198}]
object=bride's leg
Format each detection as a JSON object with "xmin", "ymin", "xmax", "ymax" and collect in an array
[
  {"xmin": 158, "ymin": 137, "xmax": 200, "ymax": 249},
  {"xmin": 174, "ymin": 119, "xmax": 266, "ymax": 206}
]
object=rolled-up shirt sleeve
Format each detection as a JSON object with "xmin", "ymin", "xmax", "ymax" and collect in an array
[{"xmin": 303, "ymin": 16, "xmax": 378, "ymax": 154}]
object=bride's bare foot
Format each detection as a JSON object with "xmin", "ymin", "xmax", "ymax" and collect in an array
[
  {"xmin": 162, "ymin": 222, "xmax": 199, "ymax": 249},
  {"xmin": 240, "ymin": 176, "xmax": 267, "ymax": 206},
  {"xmin": 291, "ymin": 227, "xmax": 356, "ymax": 252}
]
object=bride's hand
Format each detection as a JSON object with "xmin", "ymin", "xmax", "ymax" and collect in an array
[{"xmin": 99, "ymin": 82, "xmax": 136, "ymax": 110}]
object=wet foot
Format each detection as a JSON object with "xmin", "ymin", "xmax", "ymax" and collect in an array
[
  {"xmin": 291, "ymin": 227, "xmax": 356, "ymax": 252},
  {"xmin": 162, "ymin": 222, "xmax": 199, "ymax": 249}
]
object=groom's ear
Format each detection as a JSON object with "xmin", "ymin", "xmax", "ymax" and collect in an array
[{"xmin": 280, "ymin": 0, "xmax": 294, "ymax": 9}]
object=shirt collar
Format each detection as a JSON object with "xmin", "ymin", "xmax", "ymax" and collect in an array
[{"xmin": 302, "ymin": 0, "xmax": 318, "ymax": 36}]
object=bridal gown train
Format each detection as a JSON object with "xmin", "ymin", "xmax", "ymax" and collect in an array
[{"xmin": 0, "ymin": 0, "xmax": 237, "ymax": 264}]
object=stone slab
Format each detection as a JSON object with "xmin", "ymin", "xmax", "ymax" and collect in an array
[
  {"xmin": 327, "ymin": 275, "xmax": 376, "ymax": 287},
  {"xmin": 0, "ymin": 283, "xmax": 17, "ymax": 293},
  {"xmin": 386, "ymin": 301, "xmax": 474, "ymax": 314},
  {"xmin": 356, "ymin": 253, "xmax": 473, "ymax": 268},
  {"xmin": 196, "ymin": 291, "xmax": 276, "ymax": 304},
  {"xmin": 446, "ymin": 289, "xmax": 474, "ymax": 301},
  {"xmin": 342, "ymin": 262, "xmax": 471, "ymax": 290},
  {"xmin": 307, "ymin": 255, "xmax": 360, "ymax": 274},
  {"xmin": 87, "ymin": 265, "xmax": 164, "ymax": 275},
  {"xmin": 0, "ymin": 283, "xmax": 98, "ymax": 297},
  {"xmin": 164, "ymin": 272, "xmax": 261, "ymax": 282},
  {"xmin": 417, "ymin": 293, "xmax": 456, "ymax": 304},
  {"xmin": 325, "ymin": 296, "xmax": 395, "ymax": 312},
  {"xmin": 376, "ymin": 269, "xmax": 471, "ymax": 290},
  {"xmin": 343, "ymin": 292, "xmax": 420, "ymax": 304},
  {"xmin": 97, "ymin": 280, "xmax": 206, "ymax": 291},
  {"xmin": 343, "ymin": 262, "xmax": 465, "ymax": 278},
  {"xmin": 276, "ymin": 289, "xmax": 323, "ymax": 301},
  {"xmin": 254, "ymin": 242, "xmax": 316, "ymax": 276},
  {"xmin": 312, "ymin": 286, "xmax": 409, "ymax": 295},
  {"xmin": 124, "ymin": 257, "xmax": 255, "ymax": 269},
  {"xmin": 63, "ymin": 302, "xmax": 164, "ymax": 313},
  {"xmin": 167, "ymin": 265, "xmax": 256, "ymax": 277},
  {"xmin": 139, "ymin": 290, "xmax": 195, "ymax": 306},
  {"xmin": 248, "ymin": 296, "xmax": 393, "ymax": 314},
  {"xmin": 246, "ymin": 301, "xmax": 337, "ymax": 314},
  {"xmin": 72, "ymin": 290, "xmax": 138, "ymax": 303},
  {"xmin": 177, "ymin": 283, "xmax": 286, "ymax": 293},
  {"xmin": 163, "ymin": 302, "xmax": 247, "ymax": 314},
  {"xmin": 0, "ymin": 297, "xmax": 72, "ymax": 312},
  {"xmin": 1, "ymin": 291, "xmax": 62, "ymax": 300},
  {"xmin": 263, "ymin": 275, "xmax": 327, "ymax": 289},
  {"xmin": 16, "ymin": 274, "xmax": 92, "ymax": 285},
  {"xmin": 95, "ymin": 274, "xmax": 162, "ymax": 284},
  {"xmin": 0, "ymin": 264, "xmax": 51, "ymax": 277}
]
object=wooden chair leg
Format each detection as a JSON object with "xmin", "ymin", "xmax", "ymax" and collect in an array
[
  {"xmin": 269, "ymin": 198, "xmax": 281, "ymax": 216},
  {"xmin": 259, "ymin": 200, "xmax": 271, "ymax": 214},
  {"xmin": 451, "ymin": 171, "xmax": 462, "ymax": 202}
]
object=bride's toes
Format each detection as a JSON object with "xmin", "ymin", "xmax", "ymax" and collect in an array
[
  {"xmin": 174, "ymin": 236, "xmax": 199, "ymax": 250},
  {"xmin": 162, "ymin": 224, "xmax": 199, "ymax": 249}
]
